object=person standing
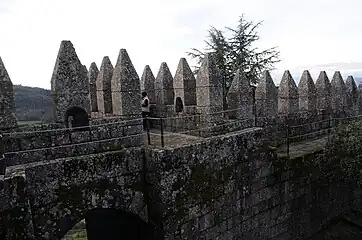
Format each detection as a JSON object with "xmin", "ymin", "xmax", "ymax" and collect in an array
[{"xmin": 141, "ymin": 92, "xmax": 150, "ymax": 130}]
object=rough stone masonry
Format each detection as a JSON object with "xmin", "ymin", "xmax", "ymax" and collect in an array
[{"xmin": 1, "ymin": 39, "xmax": 362, "ymax": 239}]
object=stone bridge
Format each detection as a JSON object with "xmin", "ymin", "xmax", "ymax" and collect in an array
[{"xmin": 1, "ymin": 125, "xmax": 362, "ymax": 239}]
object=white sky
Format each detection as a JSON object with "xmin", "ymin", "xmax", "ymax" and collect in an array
[{"xmin": 1, "ymin": 0, "xmax": 362, "ymax": 89}]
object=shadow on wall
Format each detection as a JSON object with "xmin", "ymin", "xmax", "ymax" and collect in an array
[{"xmin": 85, "ymin": 208, "xmax": 155, "ymax": 240}]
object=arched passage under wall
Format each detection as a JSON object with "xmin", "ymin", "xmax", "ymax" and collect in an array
[
  {"xmin": 61, "ymin": 208, "xmax": 155, "ymax": 240},
  {"xmin": 71, "ymin": 208, "xmax": 153, "ymax": 240},
  {"xmin": 64, "ymin": 106, "xmax": 89, "ymax": 129}
]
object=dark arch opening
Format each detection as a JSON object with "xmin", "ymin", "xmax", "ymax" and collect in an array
[
  {"xmin": 175, "ymin": 97, "xmax": 184, "ymax": 113},
  {"xmin": 85, "ymin": 208, "xmax": 155, "ymax": 240},
  {"xmin": 64, "ymin": 106, "xmax": 89, "ymax": 130}
]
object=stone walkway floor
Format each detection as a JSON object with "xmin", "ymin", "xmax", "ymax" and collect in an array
[
  {"xmin": 277, "ymin": 136, "xmax": 328, "ymax": 159},
  {"xmin": 143, "ymin": 129, "xmax": 203, "ymax": 148}
]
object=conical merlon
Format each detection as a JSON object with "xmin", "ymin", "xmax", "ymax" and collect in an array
[
  {"xmin": 141, "ymin": 65, "xmax": 156, "ymax": 104},
  {"xmin": 298, "ymin": 70, "xmax": 316, "ymax": 95},
  {"xmin": 298, "ymin": 70, "xmax": 316, "ymax": 112},
  {"xmin": 0, "ymin": 56, "xmax": 17, "ymax": 130},
  {"xmin": 226, "ymin": 69, "xmax": 253, "ymax": 119},
  {"xmin": 255, "ymin": 70, "xmax": 277, "ymax": 100},
  {"xmin": 279, "ymin": 70, "xmax": 298, "ymax": 98},
  {"xmin": 155, "ymin": 62, "xmax": 174, "ymax": 105},
  {"xmin": 111, "ymin": 49, "xmax": 141, "ymax": 117},
  {"xmin": 278, "ymin": 70, "xmax": 298, "ymax": 114},
  {"xmin": 51, "ymin": 40, "xmax": 90, "ymax": 123},
  {"xmin": 196, "ymin": 53, "xmax": 223, "ymax": 113},
  {"xmin": 89, "ymin": 62, "xmax": 99, "ymax": 112},
  {"xmin": 174, "ymin": 58, "xmax": 196, "ymax": 106},
  {"xmin": 97, "ymin": 56, "xmax": 114, "ymax": 114},
  {"xmin": 0, "ymin": 57, "xmax": 11, "ymax": 82}
]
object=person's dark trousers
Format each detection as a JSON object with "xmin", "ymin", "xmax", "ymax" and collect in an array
[{"xmin": 142, "ymin": 111, "xmax": 150, "ymax": 130}]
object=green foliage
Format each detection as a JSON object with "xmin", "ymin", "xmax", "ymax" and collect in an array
[
  {"xmin": 326, "ymin": 120, "xmax": 362, "ymax": 186},
  {"xmin": 187, "ymin": 14, "xmax": 280, "ymax": 109},
  {"xmin": 13, "ymin": 85, "xmax": 53, "ymax": 123}
]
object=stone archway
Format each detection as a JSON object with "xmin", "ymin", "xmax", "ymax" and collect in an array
[
  {"xmin": 64, "ymin": 106, "xmax": 89, "ymax": 128},
  {"xmin": 175, "ymin": 97, "xmax": 184, "ymax": 113},
  {"xmin": 84, "ymin": 208, "xmax": 155, "ymax": 240}
]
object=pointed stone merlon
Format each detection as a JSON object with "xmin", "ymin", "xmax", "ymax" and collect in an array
[
  {"xmin": 88, "ymin": 62, "xmax": 99, "ymax": 112},
  {"xmin": 51, "ymin": 40, "xmax": 90, "ymax": 124},
  {"xmin": 174, "ymin": 58, "xmax": 197, "ymax": 106},
  {"xmin": 0, "ymin": 57, "xmax": 17, "ymax": 130},
  {"xmin": 155, "ymin": 62, "xmax": 174, "ymax": 106},
  {"xmin": 196, "ymin": 53, "xmax": 223, "ymax": 121},
  {"xmin": 141, "ymin": 65, "xmax": 156, "ymax": 104},
  {"xmin": 226, "ymin": 69, "xmax": 253, "ymax": 119},
  {"xmin": 345, "ymin": 75, "xmax": 358, "ymax": 116},
  {"xmin": 278, "ymin": 70, "xmax": 299, "ymax": 115},
  {"xmin": 255, "ymin": 70, "xmax": 278, "ymax": 117},
  {"xmin": 298, "ymin": 70, "xmax": 316, "ymax": 112},
  {"xmin": 315, "ymin": 71, "xmax": 331, "ymax": 113},
  {"xmin": 97, "ymin": 56, "xmax": 114, "ymax": 115},
  {"xmin": 330, "ymin": 71, "xmax": 347, "ymax": 114},
  {"xmin": 358, "ymin": 84, "xmax": 362, "ymax": 115},
  {"xmin": 111, "ymin": 49, "xmax": 141, "ymax": 118}
]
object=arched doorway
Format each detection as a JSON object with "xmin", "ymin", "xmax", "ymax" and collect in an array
[
  {"xmin": 64, "ymin": 106, "xmax": 89, "ymax": 129},
  {"xmin": 85, "ymin": 208, "xmax": 155, "ymax": 240},
  {"xmin": 175, "ymin": 97, "xmax": 184, "ymax": 113}
]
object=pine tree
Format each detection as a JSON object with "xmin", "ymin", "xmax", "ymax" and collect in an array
[{"xmin": 187, "ymin": 14, "xmax": 280, "ymax": 109}]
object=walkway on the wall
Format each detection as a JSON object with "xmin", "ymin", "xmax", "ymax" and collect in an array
[
  {"xmin": 144, "ymin": 129, "xmax": 203, "ymax": 148},
  {"xmin": 277, "ymin": 136, "xmax": 328, "ymax": 159}
]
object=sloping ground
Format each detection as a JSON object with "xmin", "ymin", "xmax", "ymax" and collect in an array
[{"xmin": 311, "ymin": 211, "xmax": 362, "ymax": 240}]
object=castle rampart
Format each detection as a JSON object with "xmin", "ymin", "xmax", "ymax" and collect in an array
[
  {"xmin": 0, "ymin": 40, "xmax": 362, "ymax": 239},
  {"xmin": 1, "ymin": 124, "xmax": 361, "ymax": 239}
]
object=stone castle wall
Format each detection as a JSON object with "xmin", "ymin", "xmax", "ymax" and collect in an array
[
  {"xmin": 1, "ymin": 125, "xmax": 361, "ymax": 239},
  {"xmin": 146, "ymin": 127, "xmax": 362, "ymax": 239},
  {"xmin": 3, "ymin": 117, "xmax": 143, "ymax": 167},
  {"xmin": 1, "ymin": 147, "xmax": 147, "ymax": 240},
  {"xmin": 1, "ymin": 39, "xmax": 362, "ymax": 170}
]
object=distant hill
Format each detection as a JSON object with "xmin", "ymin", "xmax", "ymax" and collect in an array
[
  {"xmin": 355, "ymin": 77, "xmax": 362, "ymax": 86},
  {"xmin": 13, "ymin": 85, "xmax": 53, "ymax": 122}
]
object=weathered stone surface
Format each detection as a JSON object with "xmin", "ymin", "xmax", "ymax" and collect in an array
[
  {"xmin": 255, "ymin": 70, "xmax": 278, "ymax": 117},
  {"xmin": 111, "ymin": 49, "xmax": 141, "ymax": 118},
  {"xmin": 196, "ymin": 53, "xmax": 223, "ymax": 122},
  {"xmin": 141, "ymin": 65, "xmax": 156, "ymax": 104},
  {"xmin": 0, "ymin": 57, "xmax": 17, "ymax": 130},
  {"xmin": 345, "ymin": 75, "xmax": 358, "ymax": 115},
  {"xmin": 1, "ymin": 116, "xmax": 362, "ymax": 239},
  {"xmin": 97, "ymin": 56, "xmax": 114, "ymax": 115},
  {"xmin": 88, "ymin": 62, "xmax": 99, "ymax": 113},
  {"xmin": 330, "ymin": 71, "xmax": 347, "ymax": 114},
  {"xmin": 278, "ymin": 70, "xmax": 299, "ymax": 115},
  {"xmin": 51, "ymin": 40, "xmax": 90, "ymax": 124},
  {"xmin": 155, "ymin": 62, "xmax": 175, "ymax": 106},
  {"xmin": 226, "ymin": 69, "xmax": 253, "ymax": 119},
  {"xmin": 298, "ymin": 70, "xmax": 316, "ymax": 112},
  {"xmin": 315, "ymin": 71, "xmax": 331, "ymax": 113},
  {"xmin": 174, "ymin": 58, "xmax": 197, "ymax": 106},
  {"xmin": 358, "ymin": 84, "xmax": 362, "ymax": 115}
]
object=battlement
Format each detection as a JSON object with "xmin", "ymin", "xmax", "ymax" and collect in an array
[{"xmin": 1, "ymin": 40, "xmax": 362, "ymax": 171}]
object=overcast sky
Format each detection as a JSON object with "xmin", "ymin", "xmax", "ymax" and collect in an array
[{"xmin": 1, "ymin": 0, "xmax": 362, "ymax": 89}]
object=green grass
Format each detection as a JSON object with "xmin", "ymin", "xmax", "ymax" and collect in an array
[
  {"xmin": 17, "ymin": 120, "xmax": 42, "ymax": 126},
  {"xmin": 62, "ymin": 229, "xmax": 87, "ymax": 240}
]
